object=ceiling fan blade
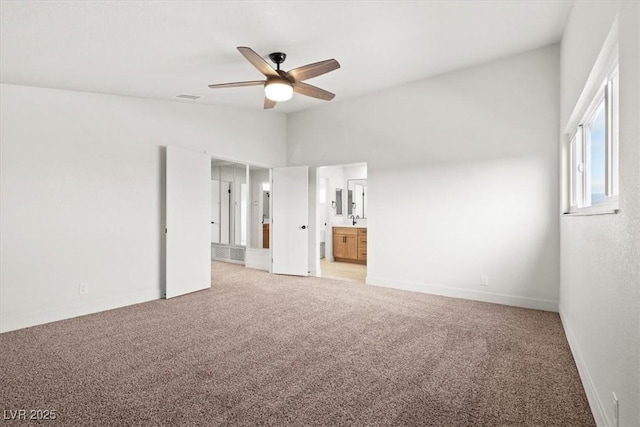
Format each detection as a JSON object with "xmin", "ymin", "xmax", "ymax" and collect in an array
[
  {"xmin": 208, "ymin": 80, "xmax": 265, "ymax": 89},
  {"xmin": 264, "ymin": 97, "xmax": 277, "ymax": 110},
  {"xmin": 286, "ymin": 59, "xmax": 340, "ymax": 82},
  {"xmin": 237, "ymin": 46, "xmax": 279, "ymax": 78},
  {"xmin": 293, "ymin": 82, "xmax": 335, "ymax": 101}
]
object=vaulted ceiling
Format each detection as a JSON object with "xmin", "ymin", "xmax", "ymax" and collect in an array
[{"xmin": 0, "ymin": 1, "xmax": 573, "ymax": 113}]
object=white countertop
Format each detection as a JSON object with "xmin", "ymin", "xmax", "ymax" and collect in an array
[{"xmin": 332, "ymin": 223, "xmax": 366, "ymax": 228}]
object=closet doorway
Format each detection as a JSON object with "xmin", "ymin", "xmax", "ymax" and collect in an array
[{"xmin": 210, "ymin": 160, "xmax": 247, "ymax": 264}]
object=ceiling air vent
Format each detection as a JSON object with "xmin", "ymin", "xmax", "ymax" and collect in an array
[{"xmin": 175, "ymin": 94, "xmax": 201, "ymax": 100}]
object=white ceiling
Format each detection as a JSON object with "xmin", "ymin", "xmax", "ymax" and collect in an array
[{"xmin": 0, "ymin": 1, "xmax": 573, "ymax": 113}]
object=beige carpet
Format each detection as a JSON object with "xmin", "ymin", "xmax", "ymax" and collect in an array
[{"xmin": 0, "ymin": 262, "xmax": 594, "ymax": 426}]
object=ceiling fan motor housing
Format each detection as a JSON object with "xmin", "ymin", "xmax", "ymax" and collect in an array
[{"xmin": 268, "ymin": 52, "xmax": 287, "ymax": 67}]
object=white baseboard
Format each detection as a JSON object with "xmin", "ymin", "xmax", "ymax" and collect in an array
[
  {"xmin": 0, "ymin": 288, "xmax": 161, "ymax": 334},
  {"xmin": 366, "ymin": 276, "xmax": 558, "ymax": 312},
  {"xmin": 559, "ymin": 309, "xmax": 609, "ymax": 427},
  {"xmin": 245, "ymin": 248, "xmax": 270, "ymax": 271}
]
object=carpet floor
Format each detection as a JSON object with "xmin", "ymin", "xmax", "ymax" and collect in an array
[{"xmin": 0, "ymin": 262, "xmax": 594, "ymax": 426}]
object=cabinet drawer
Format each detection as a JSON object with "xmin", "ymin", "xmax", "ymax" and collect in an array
[
  {"xmin": 358, "ymin": 249, "xmax": 367, "ymax": 260},
  {"xmin": 333, "ymin": 227, "xmax": 358, "ymax": 235},
  {"xmin": 357, "ymin": 228, "xmax": 367, "ymax": 236}
]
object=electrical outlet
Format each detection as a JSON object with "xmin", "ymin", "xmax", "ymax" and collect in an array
[
  {"xmin": 480, "ymin": 275, "xmax": 489, "ymax": 287},
  {"xmin": 612, "ymin": 392, "xmax": 619, "ymax": 427},
  {"xmin": 79, "ymin": 282, "xmax": 89, "ymax": 295}
]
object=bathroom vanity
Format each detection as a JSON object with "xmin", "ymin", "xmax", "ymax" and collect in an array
[{"xmin": 333, "ymin": 227, "xmax": 367, "ymax": 264}]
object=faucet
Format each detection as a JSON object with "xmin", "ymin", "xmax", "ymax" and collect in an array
[{"xmin": 349, "ymin": 214, "xmax": 357, "ymax": 226}]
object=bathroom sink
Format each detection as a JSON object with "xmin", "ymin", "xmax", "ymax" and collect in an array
[{"xmin": 333, "ymin": 223, "xmax": 366, "ymax": 228}]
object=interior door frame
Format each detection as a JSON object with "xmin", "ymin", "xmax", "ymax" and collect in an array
[{"xmin": 314, "ymin": 162, "xmax": 368, "ymax": 281}]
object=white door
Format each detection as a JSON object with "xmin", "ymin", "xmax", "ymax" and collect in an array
[
  {"xmin": 272, "ymin": 166, "xmax": 309, "ymax": 276},
  {"xmin": 166, "ymin": 146, "xmax": 211, "ymax": 299}
]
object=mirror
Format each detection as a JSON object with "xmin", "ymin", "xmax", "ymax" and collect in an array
[
  {"xmin": 335, "ymin": 189, "xmax": 343, "ymax": 215},
  {"xmin": 211, "ymin": 160, "xmax": 248, "ymax": 246},
  {"xmin": 262, "ymin": 190, "xmax": 270, "ymax": 221},
  {"xmin": 347, "ymin": 179, "xmax": 367, "ymax": 218}
]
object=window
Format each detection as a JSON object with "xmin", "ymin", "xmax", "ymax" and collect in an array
[{"xmin": 567, "ymin": 64, "xmax": 619, "ymax": 214}]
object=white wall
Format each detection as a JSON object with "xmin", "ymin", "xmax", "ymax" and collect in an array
[
  {"xmin": 0, "ymin": 84, "xmax": 287, "ymax": 332},
  {"xmin": 559, "ymin": 2, "xmax": 640, "ymax": 426},
  {"xmin": 289, "ymin": 45, "xmax": 560, "ymax": 311}
]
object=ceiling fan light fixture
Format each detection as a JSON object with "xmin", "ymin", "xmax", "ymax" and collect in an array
[
  {"xmin": 208, "ymin": 47, "xmax": 339, "ymax": 109},
  {"xmin": 264, "ymin": 79, "xmax": 293, "ymax": 102}
]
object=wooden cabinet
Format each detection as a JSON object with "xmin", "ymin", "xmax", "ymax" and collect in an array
[
  {"xmin": 262, "ymin": 224, "xmax": 270, "ymax": 249},
  {"xmin": 334, "ymin": 228, "xmax": 357, "ymax": 260},
  {"xmin": 357, "ymin": 228, "xmax": 367, "ymax": 262},
  {"xmin": 333, "ymin": 227, "xmax": 367, "ymax": 264}
]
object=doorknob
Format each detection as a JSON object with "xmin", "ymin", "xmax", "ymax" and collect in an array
[{"xmin": 300, "ymin": 225, "xmax": 307, "ymax": 229}]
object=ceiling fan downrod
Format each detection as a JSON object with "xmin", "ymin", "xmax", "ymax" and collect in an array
[{"xmin": 268, "ymin": 52, "xmax": 286, "ymax": 71}]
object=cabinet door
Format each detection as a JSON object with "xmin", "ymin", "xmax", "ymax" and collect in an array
[
  {"xmin": 345, "ymin": 235, "xmax": 358, "ymax": 260},
  {"xmin": 333, "ymin": 233, "xmax": 347, "ymax": 258},
  {"xmin": 334, "ymin": 233, "xmax": 358, "ymax": 260}
]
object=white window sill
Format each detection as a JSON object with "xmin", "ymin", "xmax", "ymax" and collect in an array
[{"xmin": 563, "ymin": 204, "xmax": 619, "ymax": 216}]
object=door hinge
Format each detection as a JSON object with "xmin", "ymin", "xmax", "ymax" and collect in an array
[{"xmin": 165, "ymin": 228, "xmax": 167, "ymax": 233}]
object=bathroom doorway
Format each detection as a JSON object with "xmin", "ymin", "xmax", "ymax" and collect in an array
[{"xmin": 316, "ymin": 163, "xmax": 367, "ymax": 284}]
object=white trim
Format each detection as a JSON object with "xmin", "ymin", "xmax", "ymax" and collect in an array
[
  {"xmin": 0, "ymin": 288, "xmax": 161, "ymax": 334},
  {"xmin": 206, "ymin": 151, "xmax": 275, "ymax": 171},
  {"xmin": 564, "ymin": 19, "xmax": 619, "ymax": 134},
  {"xmin": 569, "ymin": 133, "xmax": 577, "ymax": 210},
  {"xmin": 563, "ymin": 210, "xmax": 618, "ymax": 217},
  {"xmin": 563, "ymin": 17, "xmax": 619, "ymax": 215},
  {"xmin": 564, "ymin": 200, "xmax": 619, "ymax": 216},
  {"xmin": 559, "ymin": 310, "xmax": 610, "ymax": 427},
  {"xmin": 366, "ymin": 276, "xmax": 558, "ymax": 312}
]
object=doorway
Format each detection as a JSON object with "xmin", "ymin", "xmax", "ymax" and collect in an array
[
  {"xmin": 210, "ymin": 160, "xmax": 248, "ymax": 264},
  {"xmin": 316, "ymin": 163, "xmax": 368, "ymax": 284}
]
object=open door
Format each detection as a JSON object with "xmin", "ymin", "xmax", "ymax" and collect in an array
[
  {"xmin": 272, "ymin": 166, "xmax": 309, "ymax": 276},
  {"xmin": 165, "ymin": 146, "xmax": 211, "ymax": 298}
]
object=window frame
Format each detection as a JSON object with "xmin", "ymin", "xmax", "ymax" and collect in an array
[{"xmin": 565, "ymin": 64, "xmax": 619, "ymax": 216}]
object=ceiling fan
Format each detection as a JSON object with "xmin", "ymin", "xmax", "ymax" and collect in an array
[{"xmin": 208, "ymin": 46, "xmax": 340, "ymax": 109}]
